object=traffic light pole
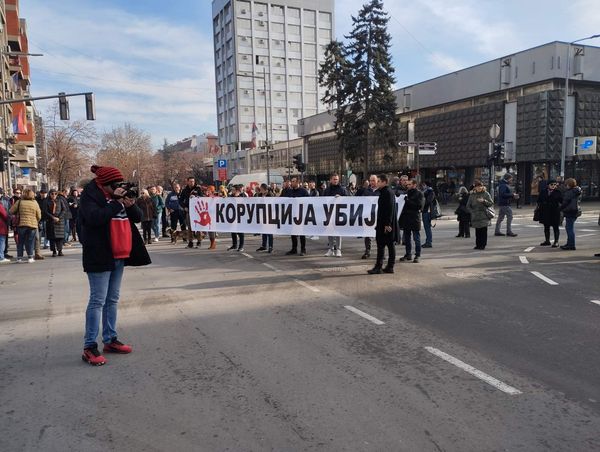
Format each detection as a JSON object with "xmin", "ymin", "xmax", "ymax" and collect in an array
[
  {"xmin": 490, "ymin": 138, "xmax": 495, "ymax": 201},
  {"xmin": 0, "ymin": 91, "xmax": 93, "ymax": 106}
]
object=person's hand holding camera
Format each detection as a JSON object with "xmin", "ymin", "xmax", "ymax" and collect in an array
[{"xmin": 122, "ymin": 197, "xmax": 135, "ymax": 208}]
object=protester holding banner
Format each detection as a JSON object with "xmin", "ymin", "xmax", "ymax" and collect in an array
[
  {"xmin": 282, "ymin": 177, "xmax": 309, "ymax": 256},
  {"xmin": 256, "ymin": 183, "xmax": 274, "ymax": 253},
  {"xmin": 324, "ymin": 174, "xmax": 348, "ymax": 257},
  {"xmin": 360, "ymin": 175, "xmax": 379, "ymax": 259},
  {"xmin": 179, "ymin": 177, "xmax": 202, "ymax": 249},
  {"xmin": 368, "ymin": 174, "xmax": 396, "ymax": 274},
  {"xmin": 399, "ymin": 179, "xmax": 424, "ymax": 263},
  {"xmin": 228, "ymin": 186, "xmax": 245, "ymax": 252}
]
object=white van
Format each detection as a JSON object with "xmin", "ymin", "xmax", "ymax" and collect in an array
[{"xmin": 228, "ymin": 172, "xmax": 284, "ymax": 188}]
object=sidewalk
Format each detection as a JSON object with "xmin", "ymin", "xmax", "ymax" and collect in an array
[{"xmin": 437, "ymin": 201, "xmax": 600, "ymax": 221}]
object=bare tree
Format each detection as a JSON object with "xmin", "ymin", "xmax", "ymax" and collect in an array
[
  {"xmin": 96, "ymin": 123, "xmax": 157, "ymax": 189},
  {"xmin": 44, "ymin": 106, "xmax": 97, "ymax": 189}
]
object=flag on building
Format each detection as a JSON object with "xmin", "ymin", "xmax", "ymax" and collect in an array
[
  {"xmin": 12, "ymin": 102, "xmax": 27, "ymax": 135},
  {"xmin": 250, "ymin": 122, "xmax": 258, "ymax": 149},
  {"xmin": 11, "ymin": 73, "xmax": 19, "ymax": 91}
]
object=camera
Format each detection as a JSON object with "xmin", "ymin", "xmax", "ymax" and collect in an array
[{"xmin": 112, "ymin": 182, "xmax": 138, "ymax": 199}]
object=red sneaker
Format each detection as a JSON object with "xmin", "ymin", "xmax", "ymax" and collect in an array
[
  {"xmin": 103, "ymin": 339, "xmax": 132, "ymax": 354},
  {"xmin": 82, "ymin": 347, "xmax": 107, "ymax": 366}
]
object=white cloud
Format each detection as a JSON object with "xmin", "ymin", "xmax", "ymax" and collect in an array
[{"xmin": 21, "ymin": 0, "xmax": 217, "ymax": 147}]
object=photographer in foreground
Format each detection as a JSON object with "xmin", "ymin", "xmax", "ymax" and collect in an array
[{"xmin": 79, "ymin": 165, "xmax": 151, "ymax": 366}]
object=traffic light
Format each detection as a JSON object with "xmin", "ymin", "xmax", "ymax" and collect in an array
[
  {"xmin": 493, "ymin": 143, "xmax": 505, "ymax": 163},
  {"xmin": 58, "ymin": 92, "xmax": 69, "ymax": 120},
  {"xmin": 85, "ymin": 93, "xmax": 96, "ymax": 120},
  {"xmin": 292, "ymin": 153, "xmax": 303, "ymax": 171}
]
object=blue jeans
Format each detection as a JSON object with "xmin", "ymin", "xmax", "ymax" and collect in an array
[
  {"xmin": 16, "ymin": 227, "xmax": 36, "ymax": 258},
  {"xmin": 0, "ymin": 234, "xmax": 5, "ymax": 259},
  {"xmin": 261, "ymin": 234, "xmax": 273, "ymax": 249},
  {"xmin": 84, "ymin": 259, "xmax": 125, "ymax": 349},
  {"xmin": 422, "ymin": 212, "xmax": 432, "ymax": 245},
  {"xmin": 404, "ymin": 229, "xmax": 421, "ymax": 257},
  {"xmin": 565, "ymin": 217, "xmax": 576, "ymax": 247},
  {"xmin": 152, "ymin": 215, "xmax": 161, "ymax": 239}
]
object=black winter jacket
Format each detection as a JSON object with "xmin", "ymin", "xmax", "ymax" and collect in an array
[
  {"xmin": 79, "ymin": 180, "xmax": 151, "ymax": 273},
  {"xmin": 324, "ymin": 185, "xmax": 348, "ymax": 197},
  {"xmin": 537, "ymin": 188, "xmax": 562, "ymax": 226},
  {"xmin": 398, "ymin": 188, "xmax": 424, "ymax": 231}
]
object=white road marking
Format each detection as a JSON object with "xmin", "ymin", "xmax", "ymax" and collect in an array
[
  {"xmin": 293, "ymin": 279, "xmax": 320, "ymax": 293},
  {"xmin": 525, "ymin": 225, "xmax": 542, "ymax": 228},
  {"xmin": 344, "ymin": 305, "xmax": 385, "ymax": 325},
  {"xmin": 262, "ymin": 263, "xmax": 281, "ymax": 272},
  {"xmin": 524, "ymin": 247, "xmax": 535, "ymax": 252},
  {"xmin": 591, "ymin": 300, "xmax": 600, "ymax": 307},
  {"xmin": 425, "ymin": 347, "xmax": 522, "ymax": 395},
  {"xmin": 580, "ymin": 229, "xmax": 597, "ymax": 232},
  {"xmin": 519, "ymin": 256, "xmax": 529, "ymax": 264},
  {"xmin": 579, "ymin": 233, "xmax": 597, "ymax": 238},
  {"xmin": 531, "ymin": 271, "xmax": 559, "ymax": 286},
  {"xmin": 241, "ymin": 252, "xmax": 254, "ymax": 259},
  {"xmin": 511, "ymin": 223, "xmax": 522, "ymax": 226}
]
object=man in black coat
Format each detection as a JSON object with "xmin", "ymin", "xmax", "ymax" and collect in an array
[
  {"xmin": 360, "ymin": 174, "xmax": 379, "ymax": 259},
  {"xmin": 179, "ymin": 176, "xmax": 203, "ymax": 248},
  {"xmin": 368, "ymin": 174, "xmax": 396, "ymax": 274},
  {"xmin": 79, "ymin": 165, "xmax": 151, "ymax": 366},
  {"xmin": 282, "ymin": 177, "xmax": 309, "ymax": 256},
  {"xmin": 398, "ymin": 179, "xmax": 424, "ymax": 263}
]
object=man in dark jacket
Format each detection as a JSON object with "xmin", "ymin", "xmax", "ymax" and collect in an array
[
  {"xmin": 360, "ymin": 175, "xmax": 379, "ymax": 259},
  {"xmin": 368, "ymin": 174, "xmax": 396, "ymax": 274},
  {"xmin": 179, "ymin": 177, "xmax": 203, "ymax": 248},
  {"xmin": 324, "ymin": 173, "xmax": 347, "ymax": 257},
  {"xmin": 399, "ymin": 179, "xmax": 424, "ymax": 263},
  {"xmin": 282, "ymin": 177, "xmax": 309, "ymax": 256},
  {"xmin": 420, "ymin": 181, "xmax": 435, "ymax": 248},
  {"xmin": 79, "ymin": 165, "xmax": 151, "ymax": 366},
  {"xmin": 166, "ymin": 182, "xmax": 186, "ymax": 235},
  {"xmin": 495, "ymin": 173, "xmax": 518, "ymax": 237}
]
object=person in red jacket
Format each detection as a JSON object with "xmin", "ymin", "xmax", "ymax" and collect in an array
[{"xmin": 79, "ymin": 165, "xmax": 151, "ymax": 366}]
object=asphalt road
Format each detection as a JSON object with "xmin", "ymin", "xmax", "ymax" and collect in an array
[{"xmin": 1, "ymin": 207, "xmax": 600, "ymax": 451}]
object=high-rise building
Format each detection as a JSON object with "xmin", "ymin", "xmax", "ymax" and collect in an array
[{"xmin": 212, "ymin": 0, "xmax": 334, "ymax": 150}]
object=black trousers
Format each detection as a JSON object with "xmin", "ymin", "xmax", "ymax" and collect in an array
[
  {"xmin": 142, "ymin": 221, "xmax": 152, "ymax": 243},
  {"xmin": 291, "ymin": 235, "xmax": 306, "ymax": 251},
  {"xmin": 231, "ymin": 233, "xmax": 244, "ymax": 249},
  {"xmin": 458, "ymin": 219, "xmax": 470, "ymax": 237},
  {"xmin": 364, "ymin": 237, "xmax": 372, "ymax": 252},
  {"xmin": 161, "ymin": 208, "xmax": 168, "ymax": 235},
  {"xmin": 475, "ymin": 227, "xmax": 488, "ymax": 249},
  {"xmin": 169, "ymin": 210, "xmax": 186, "ymax": 230},
  {"xmin": 375, "ymin": 230, "xmax": 396, "ymax": 268},
  {"xmin": 544, "ymin": 224, "xmax": 559, "ymax": 243},
  {"xmin": 49, "ymin": 238, "xmax": 64, "ymax": 253}
]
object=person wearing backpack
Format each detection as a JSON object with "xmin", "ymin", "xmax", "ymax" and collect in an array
[{"xmin": 420, "ymin": 180, "xmax": 436, "ymax": 248}]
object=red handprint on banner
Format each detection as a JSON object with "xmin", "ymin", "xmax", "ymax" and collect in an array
[{"xmin": 194, "ymin": 200, "xmax": 212, "ymax": 226}]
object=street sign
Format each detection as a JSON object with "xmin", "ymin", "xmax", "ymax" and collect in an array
[
  {"xmin": 418, "ymin": 150, "xmax": 436, "ymax": 155},
  {"xmin": 575, "ymin": 136, "xmax": 597, "ymax": 155},
  {"xmin": 217, "ymin": 159, "xmax": 227, "ymax": 168},
  {"xmin": 489, "ymin": 124, "xmax": 501, "ymax": 140},
  {"xmin": 218, "ymin": 168, "xmax": 227, "ymax": 181},
  {"xmin": 398, "ymin": 141, "xmax": 419, "ymax": 147}
]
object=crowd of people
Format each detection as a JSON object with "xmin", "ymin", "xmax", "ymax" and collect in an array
[{"xmin": 0, "ymin": 172, "xmax": 588, "ymax": 266}]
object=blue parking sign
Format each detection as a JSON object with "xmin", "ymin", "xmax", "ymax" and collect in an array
[{"xmin": 217, "ymin": 159, "xmax": 227, "ymax": 168}]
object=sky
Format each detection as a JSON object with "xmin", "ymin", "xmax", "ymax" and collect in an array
[{"xmin": 19, "ymin": 0, "xmax": 600, "ymax": 149}]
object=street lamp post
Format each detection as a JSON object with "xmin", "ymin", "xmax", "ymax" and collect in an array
[
  {"xmin": 237, "ymin": 66, "xmax": 271, "ymax": 184},
  {"xmin": 560, "ymin": 34, "xmax": 600, "ymax": 178}
]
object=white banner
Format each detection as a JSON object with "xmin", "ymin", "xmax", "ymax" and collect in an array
[{"xmin": 189, "ymin": 196, "xmax": 405, "ymax": 237}]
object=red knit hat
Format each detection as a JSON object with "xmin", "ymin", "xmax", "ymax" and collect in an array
[{"xmin": 91, "ymin": 165, "xmax": 124, "ymax": 185}]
